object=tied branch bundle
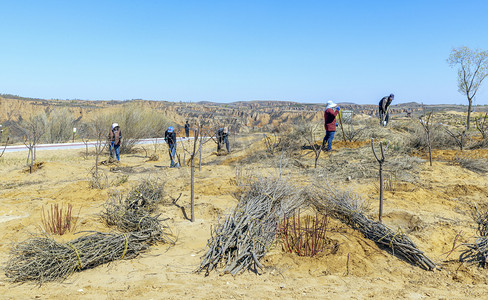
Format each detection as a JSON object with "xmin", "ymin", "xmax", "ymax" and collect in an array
[
  {"xmin": 5, "ymin": 179, "xmax": 174, "ymax": 284},
  {"xmin": 5, "ymin": 230, "xmax": 158, "ymax": 284},
  {"xmin": 460, "ymin": 206, "xmax": 488, "ymax": 267},
  {"xmin": 309, "ymin": 185, "xmax": 435, "ymax": 271},
  {"xmin": 198, "ymin": 177, "xmax": 304, "ymax": 276}
]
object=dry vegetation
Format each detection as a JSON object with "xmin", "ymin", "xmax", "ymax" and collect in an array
[{"xmin": 1, "ymin": 105, "xmax": 488, "ymax": 298}]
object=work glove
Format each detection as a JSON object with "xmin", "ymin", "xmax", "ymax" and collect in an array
[{"xmin": 336, "ymin": 107, "xmax": 340, "ymax": 111}]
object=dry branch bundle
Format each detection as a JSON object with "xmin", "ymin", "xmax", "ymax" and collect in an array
[
  {"xmin": 308, "ymin": 185, "xmax": 435, "ymax": 270},
  {"xmin": 5, "ymin": 179, "xmax": 173, "ymax": 284},
  {"xmin": 461, "ymin": 206, "xmax": 488, "ymax": 267},
  {"xmin": 197, "ymin": 176, "xmax": 304, "ymax": 276},
  {"xmin": 124, "ymin": 179, "xmax": 165, "ymax": 212},
  {"xmin": 460, "ymin": 237, "xmax": 488, "ymax": 268},
  {"xmin": 4, "ymin": 229, "xmax": 160, "ymax": 284}
]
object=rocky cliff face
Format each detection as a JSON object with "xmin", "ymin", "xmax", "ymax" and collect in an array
[{"xmin": 0, "ymin": 96, "xmax": 469, "ymax": 133}]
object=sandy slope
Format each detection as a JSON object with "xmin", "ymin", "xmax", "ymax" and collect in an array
[{"xmin": 1, "ymin": 135, "xmax": 488, "ymax": 299}]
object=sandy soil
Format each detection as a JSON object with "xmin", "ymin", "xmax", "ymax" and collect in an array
[{"xmin": 1, "ymin": 134, "xmax": 488, "ymax": 300}]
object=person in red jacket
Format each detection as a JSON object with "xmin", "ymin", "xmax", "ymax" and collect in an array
[{"xmin": 322, "ymin": 100, "xmax": 340, "ymax": 151}]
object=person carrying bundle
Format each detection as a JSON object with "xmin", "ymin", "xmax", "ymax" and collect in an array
[
  {"xmin": 217, "ymin": 127, "xmax": 230, "ymax": 153},
  {"xmin": 379, "ymin": 93, "xmax": 394, "ymax": 126},
  {"xmin": 109, "ymin": 123, "xmax": 122, "ymax": 161},
  {"xmin": 164, "ymin": 126, "xmax": 177, "ymax": 168}
]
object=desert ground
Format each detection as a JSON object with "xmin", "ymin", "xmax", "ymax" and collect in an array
[{"xmin": 1, "ymin": 113, "xmax": 488, "ymax": 300}]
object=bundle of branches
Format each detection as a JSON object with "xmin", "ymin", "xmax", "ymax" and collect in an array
[
  {"xmin": 124, "ymin": 179, "xmax": 165, "ymax": 212},
  {"xmin": 460, "ymin": 206, "xmax": 488, "ymax": 267},
  {"xmin": 308, "ymin": 185, "xmax": 435, "ymax": 270},
  {"xmin": 460, "ymin": 237, "xmax": 488, "ymax": 267},
  {"xmin": 5, "ymin": 179, "xmax": 173, "ymax": 284},
  {"xmin": 5, "ymin": 229, "xmax": 160, "ymax": 284},
  {"xmin": 197, "ymin": 176, "xmax": 304, "ymax": 276},
  {"xmin": 101, "ymin": 193, "xmax": 174, "ymax": 244}
]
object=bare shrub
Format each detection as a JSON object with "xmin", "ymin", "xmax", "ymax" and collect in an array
[
  {"xmin": 41, "ymin": 204, "xmax": 79, "ymax": 235},
  {"xmin": 407, "ymin": 122, "xmax": 455, "ymax": 150},
  {"xmin": 280, "ymin": 211, "xmax": 334, "ymax": 257},
  {"xmin": 42, "ymin": 108, "xmax": 77, "ymax": 143}
]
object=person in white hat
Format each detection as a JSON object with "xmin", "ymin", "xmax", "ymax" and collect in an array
[
  {"xmin": 322, "ymin": 101, "xmax": 340, "ymax": 151},
  {"xmin": 109, "ymin": 123, "xmax": 122, "ymax": 161}
]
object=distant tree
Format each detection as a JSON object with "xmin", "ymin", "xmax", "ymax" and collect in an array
[
  {"xmin": 447, "ymin": 47, "xmax": 488, "ymax": 130},
  {"xmin": 15, "ymin": 114, "xmax": 46, "ymax": 173}
]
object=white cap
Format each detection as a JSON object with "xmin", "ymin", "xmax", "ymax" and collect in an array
[
  {"xmin": 325, "ymin": 100, "xmax": 337, "ymax": 109},
  {"xmin": 112, "ymin": 123, "xmax": 119, "ymax": 129}
]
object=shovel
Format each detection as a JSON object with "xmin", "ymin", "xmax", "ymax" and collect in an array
[{"xmin": 338, "ymin": 110, "xmax": 347, "ymax": 144}]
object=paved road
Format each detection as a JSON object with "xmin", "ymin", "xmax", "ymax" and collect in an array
[{"xmin": 2, "ymin": 137, "xmax": 194, "ymax": 153}]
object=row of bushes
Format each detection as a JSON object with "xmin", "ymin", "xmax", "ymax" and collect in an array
[{"xmin": 3, "ymin": 104, "xmax": 173, "ymax": 153}]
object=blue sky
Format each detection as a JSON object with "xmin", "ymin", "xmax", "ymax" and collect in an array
[{"xmin": 1, "ymin": 0, "xmax": 487, "ymax": 105}]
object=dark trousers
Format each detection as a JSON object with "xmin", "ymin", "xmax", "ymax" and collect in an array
[
  {"xmin": 322, "ymin": 131, "xmax": 335, "ymax": 151},
  {"xmin": 110, "ymin": 142, "xmax": 120, "ymax": 161},
  {"xmin": 217, "ymin": 136, "xmax": 229, "ymax": 152},
  {"xmin": 379, "ymin": 108, "xmax": 390, "ymax": 126},
  {"xmin": 168, "ymin": 145, "xmax": 176, "ymax": 167}
]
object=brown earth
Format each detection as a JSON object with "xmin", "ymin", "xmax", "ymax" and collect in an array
[{"xmin": 1, "ymin": 130, "xmax": 488, "ymax": 299}]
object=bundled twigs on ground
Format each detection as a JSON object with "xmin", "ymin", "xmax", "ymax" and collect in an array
[
  {"xmin": 101, "ymin": 193, "xmax": 174, "ymax": 244},
  {"xmin": 460, "ymin": 237, "xmax": 488, "ymax": 267},
  {"xmin": 197, "ymin": 177, "xmax": 304, "ymax": 276},
  {"xmin": 4, "ymin": 230, "xmax": 159, "ymax": 284},
  {"xmin": 5, "ymin": 179, "xmax": 173, "ymax": 284},
  {"xmin": 124, "ymin": 179, "xmax": 165, "ymax": 212},
  {"xmin": 460, "ymin": 206, "xmax": 488, "ymax": 267},
  {"xmin": 308, "ymin": 184, "xmax": 436, "ymax": 270}
]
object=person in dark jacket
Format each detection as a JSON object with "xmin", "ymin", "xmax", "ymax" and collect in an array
[
  {"xmin": 164, "ymin": 126, "xmax": 177, "ymax": 167},
  {"xmin": 109, "ymin": 123, "xmax": 122, "ymax": 161},
  {"xmin": 322, "ymin": 101, "xmax": 340, "ymax": 152},
  {"xmin": 379, "ymin": 94, "xmax": 394, "ymax": 126},
  {"xmin": 217, "ymin": 127, "xmax": 230, "ymax": 152},
  {"xmin": 184, "ymin": 121, "xmax": 190, "ymax": 138}
]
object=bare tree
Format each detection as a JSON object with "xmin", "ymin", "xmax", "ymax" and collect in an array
[
  {"xmin": 447, "ymin": 46, "xmax": 488, "ymax": 130},
  {"xmin": 83, "ymin": 115, "xmax": 109, "ymax": 188},
  {"xmin": 371, "ymin": 138, "xmax": 389, "ymax": 223},
  {"xmin": 475, "ymin": 113, "xmax": 488, "ymax": 140},
  {"xmin": 445, "ymin": 127, "xmax": 467, "ymax": 151},
  {"xmin": 300, "ymin": 124, "xmax": 322, "ymax": 168},
  {"xmin": 15, "ymin": 114, "xmax": 45, "ymax": 173},
  {"xmin": 78, "ymin": 123, "xmax": 91, "ymax": 159},
  {"xmin": 419, "ymin": 107, "xmax": 434, "ymax": 166}
]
